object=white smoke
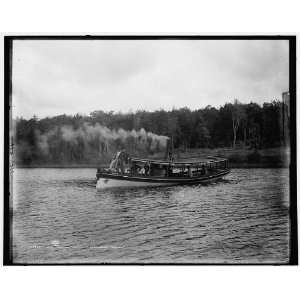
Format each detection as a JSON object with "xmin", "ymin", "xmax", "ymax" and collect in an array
[
  {"xmin": 36, "ymin": 122, "xmax": 169, "ymax": 156},
  {"xmin": 35, "ymin": 130, "xmax": 49, "ymax": 155}
]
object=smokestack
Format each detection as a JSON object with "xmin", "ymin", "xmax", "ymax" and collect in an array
[{"xmin": 164, "ymin": 136, "xmax": 173, "ymax": 159}]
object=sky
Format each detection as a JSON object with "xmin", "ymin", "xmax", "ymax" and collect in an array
[{"xmin": 12, "ymin": 39, "xmax": 289, "ymax": 119}]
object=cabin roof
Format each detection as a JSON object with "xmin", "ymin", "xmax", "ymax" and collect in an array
[{"xmin": 131, "ymin": 156, "xmax": 227, "ymax": 167}]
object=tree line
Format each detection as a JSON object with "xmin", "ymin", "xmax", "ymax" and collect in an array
[{"xmin": 13, "ymin": 100, "xmax": 289, "ymax": 165}]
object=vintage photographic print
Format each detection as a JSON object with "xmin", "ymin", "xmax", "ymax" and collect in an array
[{"xmin": 4, "ymin": 36, "xmax": 297, "ymax": 265}]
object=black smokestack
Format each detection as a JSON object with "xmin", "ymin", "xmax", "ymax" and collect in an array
[{"xmin": 164, "ymin": 136, "xmax": 173, "ymax": 159}]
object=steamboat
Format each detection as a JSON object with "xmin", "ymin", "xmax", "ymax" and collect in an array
[{"xmin": 96, "ymin": 150, "xmax": 230, "ymax": 190}]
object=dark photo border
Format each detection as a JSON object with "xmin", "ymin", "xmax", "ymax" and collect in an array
[{"xmin": 3, "ymin": 35, "xmax": 297, "ymax": 266}]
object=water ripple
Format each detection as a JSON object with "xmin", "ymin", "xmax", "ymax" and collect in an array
[{"xmin": 12, "ymin": 168, "xmax": 290, "ymax": 264}]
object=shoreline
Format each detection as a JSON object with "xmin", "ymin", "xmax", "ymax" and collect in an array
[{"xmin": 14, "ymin": 147, "xmax": 290, "ymax": 169}]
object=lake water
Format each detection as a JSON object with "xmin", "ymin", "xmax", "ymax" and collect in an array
[{"xmin": 11, "ymin": 168, "xmax": 290, "ymax": 264}]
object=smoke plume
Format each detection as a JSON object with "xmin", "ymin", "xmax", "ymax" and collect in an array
[{"xmin": 34, "ymin": 123, "xmax": 168, "ymax": 163}]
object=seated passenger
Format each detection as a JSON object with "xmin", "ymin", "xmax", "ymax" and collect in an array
[
  {"xmin": 130, "ymin": 162, "xmax": 140, "ymax": 175},
  {"xmin": 144, "ymin": 162, "xmax": 150, "ymax": 176}
]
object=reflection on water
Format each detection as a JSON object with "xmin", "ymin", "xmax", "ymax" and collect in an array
[{"xmin": 12, "ymin": 168, "xmax": 290, "ymax": 264}]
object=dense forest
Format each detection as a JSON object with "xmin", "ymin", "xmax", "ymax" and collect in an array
[{"xmin": 13, "ymin": 100, "xmax": 289, "ymax": 166}]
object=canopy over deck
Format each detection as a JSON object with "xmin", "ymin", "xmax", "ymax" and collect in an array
[{"xmin": 131, "ymin": 156, "xmax": 228, "ymax": 168}]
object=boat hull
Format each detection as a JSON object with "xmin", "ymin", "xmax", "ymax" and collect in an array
[{"xmin": 96, "ymin": 169, "xmax": 230, "ymax": 190}]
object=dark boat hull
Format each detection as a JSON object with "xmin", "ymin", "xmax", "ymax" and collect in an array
[{"xmin": 96, "ymin": 169, "xmax": 230, "ymax": 189}]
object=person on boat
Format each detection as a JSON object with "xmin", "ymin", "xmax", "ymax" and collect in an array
[
  {"xmin": 118, "ymin": 150, "xmax": 129, "ymax": 174},
  {"xmin": 144, "ymin": 162, "xmax": 150, "ymax": 176},
  {"xmin": 130, "ymin": 161, "xmax": 140, "ymax": 175},
  {"xmin": 168, "ymin": 151, "xmax": 174, "ymax": 162},
  {"xmin": 201, "ymin": 165, "xmax": 206, "ymax": 175}
]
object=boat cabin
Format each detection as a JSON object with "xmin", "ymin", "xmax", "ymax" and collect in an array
[{"xmin": 99, "ymin": 150, "xmax": 229, "ymax": 179}]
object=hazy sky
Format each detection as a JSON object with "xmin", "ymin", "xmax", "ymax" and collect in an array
[{"xmin": 12, "ymin": 39, "xmax": 289, "ymax": 119}]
